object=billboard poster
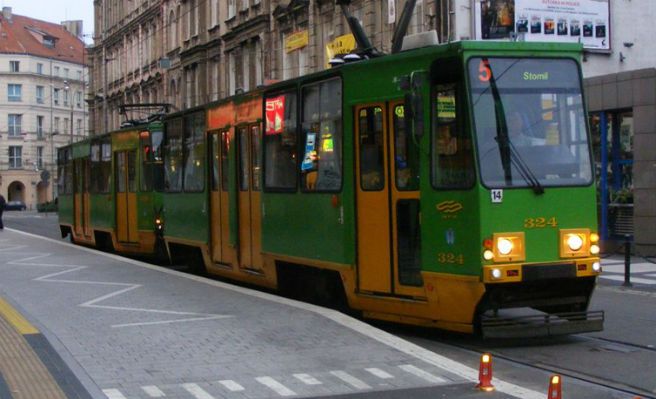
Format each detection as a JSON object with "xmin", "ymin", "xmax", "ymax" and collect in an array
[
  {"xmin": 265, "ymin": 96, "xmax": 285, "ymax": 135},
  {"xmin": 474, "ymin": 0, "xmax": 610, "ymax": 51}
]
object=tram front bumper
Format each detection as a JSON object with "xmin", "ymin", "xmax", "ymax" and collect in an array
[{"xmin": 480, "ymin": 310, "xmax": 604, "ymax": 339}]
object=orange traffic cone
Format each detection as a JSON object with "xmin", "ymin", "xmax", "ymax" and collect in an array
[
  {"xmin": 476, "ymin": 353, "xmax": 494, "ymax": 391},
  {"xmin": 548, "ymin": 375, "xmax": 562, "ymax": 399}
]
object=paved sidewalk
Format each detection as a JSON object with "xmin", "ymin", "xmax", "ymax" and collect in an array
[{"xmin": 600, "ymin": 254, "xmax": 656, "ymax": 288}]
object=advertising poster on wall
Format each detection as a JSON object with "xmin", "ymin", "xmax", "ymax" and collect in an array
[{"xmin": 474, "ymin": 0, "xmax": 611, "ymax": 51}]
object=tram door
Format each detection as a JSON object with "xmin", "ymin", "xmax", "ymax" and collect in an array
[
  {"xmin": 115, "ymin": 150, "xmax": 138, "ymax": 243},
  {"xmin": 209, "ymin": 130, "xmax": 235, "ymax": 265},
  {"xmin": 73, "ymin": 158, "xmax": 91, "ymax": 238},
  {"xmin": 356, "ymin": 103, "xmax": 424, "ymax": 297},
  {"xmin": 236, "ymin": 125, "xmax": 263, "ymax": 271}
]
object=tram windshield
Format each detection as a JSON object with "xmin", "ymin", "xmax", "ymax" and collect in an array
[{"xmin": 468, "ymin": 57, "xmax": 592, "ymax": 189}]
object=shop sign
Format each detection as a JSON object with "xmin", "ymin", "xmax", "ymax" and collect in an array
[
  {"xmin": 285, "ymin": 30, "xmax": 309, "ymax": 53},
  {"xmin": 325, "ymin": 34, "xmax": 356, "ymax": 68}
]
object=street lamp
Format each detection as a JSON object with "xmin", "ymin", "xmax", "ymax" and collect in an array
[{"xmin": 64, "ymin": 80, "xmax": 74, "ymax": 144}]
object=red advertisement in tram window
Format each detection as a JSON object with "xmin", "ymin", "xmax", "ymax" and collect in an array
[{"xmin": 265, "ymin": 95, "xmax": 285, "ymax": 135}]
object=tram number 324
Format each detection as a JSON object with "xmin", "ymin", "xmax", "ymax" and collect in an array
[
  {"xmin": 524, "ymin": 217, "xmax": 558, "ymax": 229},
  {"xmin": 437, "ymin": 252, "xmax": 465, "ymax": 265}
]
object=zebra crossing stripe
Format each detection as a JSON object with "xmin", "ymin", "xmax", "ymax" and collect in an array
[
  {"xmin": 181, "ymin": 383, "xmax": 215, "ymax": 399},
  {"xmin": 102, "ymin": 389, "xmax": 128, "ymax": 399},
  {"xmin": 256, "ymin": 376, "xmax": 296, "ymax": 396},
  {"xmin": 330, "ymin": 370, "xmax": 372, "ymax": 390},
  {"xmin": 399, "ymin": 364, "xmax": 446, "ymax": 383},
  {"xmin": 142, "ymin": 385, "xmax": 166, "ymax": 397},
  {"xmin": 294, "ymin": 373, "xmax": 322, "ymax": 385},
  {"xmin": 218, "ymin": 380, "xmax": 245, "ymax": 392},
  {"xmin": 365, "ymin": 367, "xmax": 394, "ymax": 379}
]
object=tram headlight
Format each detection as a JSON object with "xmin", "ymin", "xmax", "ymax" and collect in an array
[
  {"xmin": 560, "ymin": 229, "xmax": 592, "ymax": 257},
  {"xmin": 590, "ymin": 244, "xmax": 600, "ymax": 255},
  {"xmin": 567, "ymin": 234, "xmax": 584, "ymax": 251},
  {"xmin": 592, "ymin": 262, "xmax": 601, "ymax": 272},
  {"xmin": 497, "ymin": 238, "xmax": 514, "ymax": 255},
  {"xmin": 483, "ymin": 250, "xmax": 494, "ymax": 261},
  {"xmin": 491, "ymin": 268, "xmax": 502, "ymax": 279},
  {"xmin": 491, "ymin": 233, "xmax": 525, "ymax": 262}
]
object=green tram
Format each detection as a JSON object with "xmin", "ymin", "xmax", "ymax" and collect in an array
[
  {"xmin": 58, "ymin": 120, "xmax": 165, "ymax": 256},
  {"xmin": 59, "ymin": 40, "xmax": 603, "ymax": 337}
]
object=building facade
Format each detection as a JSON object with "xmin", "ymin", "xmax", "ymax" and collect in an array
[
  {"xmin": 88, "ymin": 0, "xmax": 654, "ymax": 253},
  {"xmin": 0, "ymin": 7, "xmax": 87, "ymax": 209}
]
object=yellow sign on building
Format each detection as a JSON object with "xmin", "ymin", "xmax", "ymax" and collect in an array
[
  {"xmin": 285, "ymin": 30, "xmax": 309, "ymax": 53},
  {"xmin": 325, "ymin": 34, "xmax": 356, "ymax": 68}
]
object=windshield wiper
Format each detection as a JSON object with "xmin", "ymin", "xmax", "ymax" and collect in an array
[{"xmin": 484, "ymin": 57, "xmax": 544, "ymax": 195}]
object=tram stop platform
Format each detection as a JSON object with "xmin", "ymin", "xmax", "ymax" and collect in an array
[{"xmin": 0, "ymin": 229, "xmax": 568, "ymax": 399}]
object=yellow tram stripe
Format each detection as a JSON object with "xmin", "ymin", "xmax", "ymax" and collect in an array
[{"xmin": 0, "ymin": 297, "xmax": 39, "ymax": 335}]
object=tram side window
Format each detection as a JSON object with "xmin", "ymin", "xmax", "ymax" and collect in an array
[
  {"xmin": 264, "ymin": 91, "xmax": 298, "ymax": 191},
  {"xmin": 164, "ymin": 118, "xmax": 184, "ymax": 192},
  {"xmin": 238, "ymin": 126, "xmax": 250, "ymax": 191},
  {"xmin": 300, "ymin": 78, "xmax": 342, "ymax": 192},
  {"xmin": 431, "ymin": 84, "xmax": 475, "ymax": 189},
  {"xmin": 99, "ymin": 141, "xmax": 111, "ymax": 193},
  {"xmin": 57, "ymin": 148, "xmax": 72, "ymax": 195},
  {"xmin": 393, "ymin": 105, "xmax": 419, "ymax": 191},
  {"xmin": 359, "ymin": 106, "xmax": 385, "ymax": 191},
  {"xmin": 183, "ymin": 112, "xmax": 206, "ymax": 192},
  {"xmin": 251, "ymin": 125, "xmax": 262, "ymax": 191},
  {"xmin": 90, "ymin": 142, "xmax": 111, "ymax": 194},
  {"xmin": 221, "ymin": 130, "xmax": 230, "ymax": 191}
]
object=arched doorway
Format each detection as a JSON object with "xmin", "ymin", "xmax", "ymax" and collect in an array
[{"xmin": 7, "ymin": 181, "xmax": 25, "ymax": 202}]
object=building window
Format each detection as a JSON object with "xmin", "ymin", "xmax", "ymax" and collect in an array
[
  {"xmin": 36, "ymin": 85, "xmax": 45, "ymax": 103},
  {"xmin": 37, "ymin": 147, "xmax": 43, "ymax": 169},
  {"xmin": 8, "ymin": 84, "xmax": 22, "ymax": 101},
  {"xmin": 54, "ymin": 66, "xmax": 60, "ymax": 76},
  {"xmin": 63, "ymin": 89, "xmax": 69, "ymax": 106},
  {"xmin": 241, "ymin": 0, "xmax": 249, "ymax": 11},
  {"xmin": 54, "ymin": 117, "xmax": 60, "ymax": 133},
  {"xmin": 10, "ymin": 61, "xmax": 19, "ymax": 72},
  {"xmin": 76, "ymin": 119, "xmax": 82, "ymax": 135},
  {"xmin": 77, "ymin": 70, "xmax": 82, "ymax": 81},
  {"xmin": 64, "ymin": 68, "xmax": 69, "ymax": 78},
  {"xmin": 37, "ymin": 63, "xmax": 44, "ymax": 74},
  {"xmin": 53, "ymin": 88, "xmax": 60, "ymax": 105},
  {"xmin": 37, "ymin": 116, "xmax": 44, "ymax": 138},
  {"xmin": 8, "ymin": 114, "xmax": 22, "ymax": 136},
  {"xmin": 9, "ymin": 146, "xmax": 22, "ymax": 168},
  {"xmin": 64, "ymin": 118, "xmax": 69, "ymax": 133},
  {"xmin": 228, "ymin": 0, "xmax": 236, "ymax": 19},
  {"xmin": 76, "ymin": 91, "xmax": 82, "ymax": 108}
]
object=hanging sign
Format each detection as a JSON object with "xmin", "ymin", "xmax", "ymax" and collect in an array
[{"xmin": 265, "ymin": 96, "xmax": 285, "ymax": 135}]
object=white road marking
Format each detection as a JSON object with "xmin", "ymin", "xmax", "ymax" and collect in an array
[
  {"xmin": 399, "ymin": 364, "xmax": 446, "ymax": 384},
  {"xmin": 218, "ymin": 380, "xmax": 245, "ymax": 391},
  {"xmin": 181, "ymin": 383, "xmax": 215, "ymax": 399},
  {"xmin": 365, "ymin": 367, "xmax": 394, "ymax": 379},
  {"xmin": 330, "ymin": 370, "xmax": 371, "ymax": 390},
  {"xmin": 142, "ymin": 385, "xmax": 166, "ymax": 397},
  {"xmin": 102, "ymin": 389, "xmax": 128, "ymax": 399},
  {"xmin": 5, "ymin": 253, "xmax": 232, "ymax": 328},
  {"xmin": 600, "ymin": 275, "xmax": 656, "ymax": 285},
  {"xmin": 293, "ymin": 373, "xmax": 322, "ymax": 385},
  {"xmin": 255, "ymin": 376, "xmax": 296, "ymax": 396},
  {"xmin": 9, "ymin": 229, "xmax": 550, "ymax": 399}
]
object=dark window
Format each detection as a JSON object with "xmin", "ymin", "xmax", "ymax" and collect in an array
[
  {"xmin": 251, "ymin": 125, "xmax": 262, "ymax": 191},
  {"xmin": 164, "ymin": 118, "xmax": 183, "ymax": 192},
  {"xmin": 358, "ymin": 106, "xmax": 384, "ymax": 191},
  {"xmin": 264, "ymin": 90, "xmax": 297, "ymax": 190},
  {"xmin": 397, "ymin": 199, "xmax": 423, "ymax": 286},
  {"xmin": 221, "ymin": 130, "xmax": 230, "ymax": 191},
  {"xmin": 300, "ymin": 78, "xmax": 342, "ymax": 192},
  {"xmin": 393, "ymin": 105, "xmax": 419, "ymax": 191},
  {"xmin": 183, "ymin": 112, "xmax": 206, "ymax": 192},
  {"xmin": 238, "ymin": 126, "xmax": 249, "ymax": 191},
  {"xmin": 210, "ymin": 133, "xmax": 220, "ymax": 191}
]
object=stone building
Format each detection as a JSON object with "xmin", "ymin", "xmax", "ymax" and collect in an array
[
  {"xmin": 88, "ymin": 0, "xmax": 654, "ymax": 253},
  {"xmin": 0, "ymin": 7, "xmax": 87, "ymax": 208}
]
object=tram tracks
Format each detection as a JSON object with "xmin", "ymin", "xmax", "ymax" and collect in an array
[{"xmin": 447, "ymin": 338, "xmax": 656, "ymax": 399}]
